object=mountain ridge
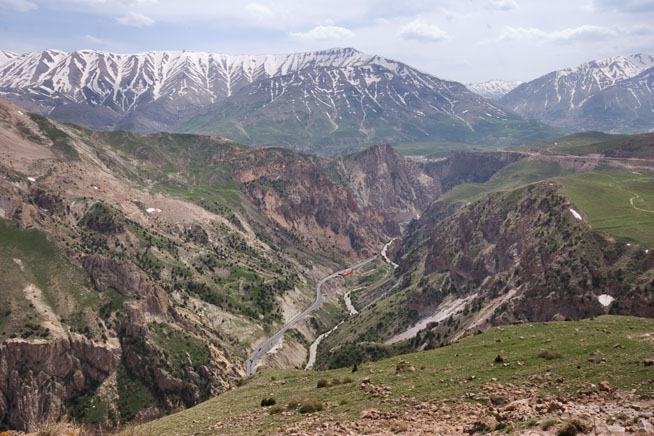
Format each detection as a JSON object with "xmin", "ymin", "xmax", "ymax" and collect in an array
[
  {"xmin": 500, "ymin": 53, "xmax": 654, "ymax": 132},
  {"xmin": 0, "ymin": 47, "xmax": 559, "ymax": 150}
]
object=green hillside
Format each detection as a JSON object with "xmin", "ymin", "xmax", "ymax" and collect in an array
[{"xmin": 140, "ymin": 316, "xmax": 654, "ymax": 436}]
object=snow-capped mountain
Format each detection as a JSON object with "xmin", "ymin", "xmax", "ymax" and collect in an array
[
  {"xmin": 0, "ymin": 47, "xmax": 556, "ymax": 148},
  {"xmin": 0, "ymin": 51, "xmax": 18, "ymax": 67},
  {"xmin": 500, "ymin": 54, "xmax": 654, "ymax": 131},
  {"xmin": 466, "ymin": 80, "xmax": 522, "ymax": 100},
  {"xmin": 578, "ymin": 66, "xmax": 654, "ymax": 132}
]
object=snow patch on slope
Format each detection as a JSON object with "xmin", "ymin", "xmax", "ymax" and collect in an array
[{"xmin": 467, "ymin": 79, "xmax": 522, "ymax": 100}]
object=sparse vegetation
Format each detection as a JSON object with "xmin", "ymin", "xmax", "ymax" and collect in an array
[
  {"xmin": 538, "ymin": 349, "xmax": 563, "ymax": 360},
  {"xmin": 557, "ymin": 418, "xmax": 590, "ymax": 436},
  {"xmin": 542, "ymin": 418, "xmax": 558, "ymax": 431},
  {"xmin": 139, "ymin": 316, "xmax": 654, "ymax": 436},
  {"xmin": 260, "ymin": 397, "xmax": 276, "ymax": 407},
  {"xmin": 298, "ymin": 400, "xmax": 324, "ymax": 414}
]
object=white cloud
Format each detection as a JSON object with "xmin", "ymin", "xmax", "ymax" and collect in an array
[
  {"xmin": 84, "ymin": 34, "xmax": 106, "ymax": 44},
  {"xmin": 0, "ymin": 0, "xmax": 37, "ymax": 12},
  {"xmin": 498, "ymin": 25, "xmax": 617, "ymax": 43},
  {"xmin": 117, "ymin": 11, "xmax": 155, "ymax": 27},
  {"xmin": 486, "ymin": 0, "xmax": 519, "ymax": 11},
  {"xmin": 399, "ymin": 19, "xmax": 448, "ymax": 42},
  {"xmin": 290, "ymin": 25, "xmax": 354, "ymax": 41},
  {"xmin": 245, "ymin": 3, "xmax": 273, "ymax": 18}
]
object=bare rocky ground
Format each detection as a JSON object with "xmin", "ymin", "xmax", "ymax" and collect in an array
[{"xmin": 279, "ymin": 386, "xmax": 653, "ymax": 436}]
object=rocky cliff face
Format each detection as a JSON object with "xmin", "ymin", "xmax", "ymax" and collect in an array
[
  {"xmin": 233, "ymin": 147, "xmax": 398, "ymax": 258},
  {"xmin": 0, "ymin": 338, "xmax": 120, "ymax": 431},
  {"xmin": 397, "ymin": 183, "xmax": 654, "ymax": 348},
  {"xmin": 331, "ymin": 144, "xmax": 442, "ymax": 223}
]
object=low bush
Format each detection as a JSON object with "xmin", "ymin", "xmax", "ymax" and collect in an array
[
  {"xmin": 557, "ymin": 418, "xmax": 589, "ymax": 436},
  {"xmin": 538, "ymin": 349, "xmax": 563, "ymax": 360},
  {"xmin": 299, "ymin": 400, "xmax": 324, "ymax": 414},
  {"xmin": 316, "ymin": 379, "xmax": 328, "ymax": 388},
  {"xmin": 542, "ymin": 418, "xmax": 557, "ymax": 431},
  {"xmin": 269, "ymin": 405, "xmax": 284, "ymax": 415},
  {"xmin": 260, "ymin": 397, "xmax": 276, "ymax": 407}
]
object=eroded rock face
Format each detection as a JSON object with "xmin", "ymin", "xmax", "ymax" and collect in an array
[
  {"xmin": 234, "ymin": 147, "xmax": 399, "ymax": 258},
  {"xmin": 396, "ymin": 183, "xmax": 654, "ymax": 347},
  {"xmin": 0, "ymin": 337, "xmax": 120, "ymax": 431},
  {"xmin": 82, "ymin": 255, "xmax": 170, "ymax": 321},
  {"xmin": 338, "ymin": 144, "xmax": 442, "ymax": 222}
]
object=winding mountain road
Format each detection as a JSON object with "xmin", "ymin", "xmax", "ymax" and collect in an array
[{"xmin": 246, "ymin": 255, "xmax": 378, "ymax": 376}]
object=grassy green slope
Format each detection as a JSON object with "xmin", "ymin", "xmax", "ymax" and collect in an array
[
  {"xmin": 513, "ymin": 131, "xmax": 654, "ymax": 159},
  {"xmin": 0, "ymin": 218, "xmax": 102, "ymax": 341},
  {"xmin": 439, "ymin": 159, "xmax": 576, "ymax": 205},
  {"xmin": 142, "ymin": 316, "xmax": 653, "ymax": 436},
  {"xmin": 558, "ymin": 166, "xmax": 654, "ymax": 245}
]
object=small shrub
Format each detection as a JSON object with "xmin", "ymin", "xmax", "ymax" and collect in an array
[
  {"xmin": 494, "ymin": 354, "xmax": 504, "ymax": 363},
  {"xmin": 352, "ymin": 363, "xmax": 358, "ymax": 372},
  {"xmin": 495, "ymin": 422, "xmax": 507, "ymax": 431},
  {"xmin": 260, "ymin": 397, "xmax": 276, "ymax": 407},
  {"xmin": 557, "ymin": 418, "xmax": 589, "ymax": 436},
  {"xmin": 395, "ymin": 359, "xmax": 415, "ymax": 373},
  {"xmin": 316, "ymin": 379, "xmax": 328, "ymax": 388},
  {"xmin": 339, "ymin": 399, "xmax": 348, "ymax": 405},
  {"xmin": 269, "ymin": 405, "xmax": 284, "ymax": 415},
  {"xmin": 542, "ymin": 418, "xmax": 557, "ymax": 431},
  {"xmin": 538, "ymin": 349, "xmax": 563, "ymax": 360},
  {"xmin": 287, "ymin": 400, "xmax": 300, "ymax": 410},
  {"xmin": 37, "ymin": 421, "xmax": 75, "ymax": 436},
  {"xmin": 299, "ymin": 400, "xmax": 324, "ymax": 414},
  {"xmin": 342, "ymin": 376, "xmax": 354, "ymax": 384},
  {"xmin": 331, "ymin": 378, "xmax": 342, "ymax": 386},
  {"xmin": 526, "ymin": 418, "xmax": 538, "ymax": 427}
]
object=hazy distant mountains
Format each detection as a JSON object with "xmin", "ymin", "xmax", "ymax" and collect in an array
[
  {"xmin": 466, "ymin": 80, "xmax": 522, "ymax": 100},
  {"xmin": 1, "ymin": 48, "xmax": 653, "ymax": 148},
  {"xmin": 501, "ymin": 54, "xmax": 654, "ymax": 133},
  {"xmin": 0, "ymin": 48, "xmax": 556, "ymax": 149}
]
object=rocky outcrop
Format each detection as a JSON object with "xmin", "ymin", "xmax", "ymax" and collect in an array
[
  {"xmin": 0, "ymin": 337, "xmax": 120, "ymax": 431},
  {"xmin": 82, "ymin": 255, "xmax": 170, "ymax": 321},
  {"xmin": 338, "ymin": 144, "xmax": 441, "ymax": 222},
  {"xmin": 234, "ymin": 147, "xmax": 399, "ymax": 258},
  {"xmin": 396, "ymin": 183, "xmax": 654, "ymax": 348}
]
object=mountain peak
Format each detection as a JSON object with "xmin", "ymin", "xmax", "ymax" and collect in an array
[
  {"xmin": 501, "ymin": 52, "xmax": 654, "ymax": 132},
  {"xmin": 466, "ymin": 79, "xmax": 522, "ymax": 100}
]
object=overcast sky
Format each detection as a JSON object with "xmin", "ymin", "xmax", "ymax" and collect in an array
[{"xmin": 1, "ymin": 0, "xmax": 652, "ymax": 83}]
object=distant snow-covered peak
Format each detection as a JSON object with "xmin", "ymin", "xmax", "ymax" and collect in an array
[
  {"xmin": 466, "ymin": 79, "xmax": 522, "ymax": 100},
  {"xmin": 0, "ymin": 50, "xmax": 19, "ymax": 67},
  {"xmin": 555, "ymin": 53, "xmax": 654, "ymax": 88}
]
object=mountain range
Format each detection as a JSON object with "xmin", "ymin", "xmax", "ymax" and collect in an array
[
  {"xmin": 501, "ymin": 54, "xmax": 654, "ymax": 133},
  {"xmin": 0, "ymin": 47, "xmax": 559, "ymax": 150}
]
